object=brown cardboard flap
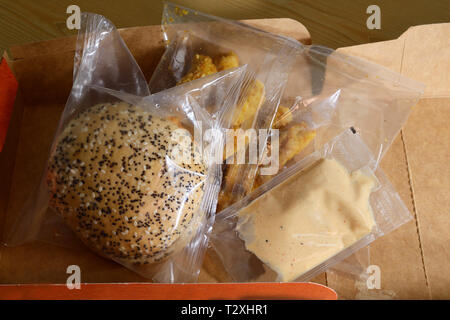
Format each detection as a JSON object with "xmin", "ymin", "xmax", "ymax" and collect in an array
[
  {"xmin": 401, "ymin": 24, "xmax": 450, "ymax": 98},
  {"xmin": 403, "ymin": 97, "xmax": 450, "ymax": 299},
  {"xmin": 329, "ymin": 23, "xmax": 450, "ymax": 299}
]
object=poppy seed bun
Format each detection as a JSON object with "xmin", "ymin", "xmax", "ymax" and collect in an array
[{"xmin": 47, "ymin": 102, "xmax": 206, "ymax": 264}]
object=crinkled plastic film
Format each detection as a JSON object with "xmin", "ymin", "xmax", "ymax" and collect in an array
[
  {"xmin": 282, "ymin": 46, "xmax": 425, "ymax": 166},
  {"xmin": 4, "ymin": 12, "xmax": 150, "ymax": 247},
  {"xmin": 269, "ymin": 46, "xmax": 423, "ymax": 281},
  {"xmin": 2, "ymin": 5, "xmax": 425, "ymax": 285},
  {"xmin": 156, "ymin": 4, "xmax": 424, "ymax": 283},
  {"xmin": 151, "ymin": 2, "xmax": 299, "ymax": 211},
  {"xmin": 3, "ymin": 12, "xmax": 247, "ymax": 283},
  {"xmin": 211, "ymin": 130, "xmax": 412, "ymax": 282}
]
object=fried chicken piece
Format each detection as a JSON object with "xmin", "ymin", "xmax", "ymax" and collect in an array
[
  {"xmin": 219, "ymin": 79, "xmax": 266, "ymax": 166},
  {"xmin": 218, "ymin": 79, "xmax": 267, "ymax": 212},
  {"xmin": 232, "ymin": 80, "xmax": 265, "ymax": 128},
  {"xmin": 178, "ymin": 54, "xmax": 218, "ymax": 84},
  {"xmin": 217, "ymin": 164, "xmax": 236, "ymax": 212},
  {"xmin": 217, "ymin": 163, "xmax": 256, "ymax": 212},
  {"xmin": 178, "ymin": 52, "xmax": 239, "ymax": 85},
  {"xmin": 177, "ymin": 51, "xmax": 263, "ymax": 130},
  {"xmin": 175, "ymin": 52, "xmax": 269, "ymax": 212},
  {"xmin": 215, "ymin": 52, "xmax": 240, "ymax": 71},
  {"xmin": 224, "ymin": 104, "xmax": 291, "ymax": 164},
  {"xmin": 254, "ymin": 123, "xmax": 316, "ymax": 189},
  {"xmin": 217, "ymin": 184, "xmax": 234, "ymax": 213},
  {"xmin": 279, "ymin": 123, "xmax": 316, "ymax": 168}
]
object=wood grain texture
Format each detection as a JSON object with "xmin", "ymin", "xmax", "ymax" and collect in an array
[{"xmin": 1, "ymin": 0, "xmax": 449, "ymax": 53}]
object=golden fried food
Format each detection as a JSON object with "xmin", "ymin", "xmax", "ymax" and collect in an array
[
  {"xmin": 178, "ymin": 54, "xmax": 218, "ymax": 84},
  {"xmin": 232, "ymin": 80, "xmax": 265, "ymax": 128},
  {"xmin": 273, "ymin": 105, "xmax": 293, "ymax": 129},
  {"xmin": 177, "ymin": 51, "xmax": 263, "ymax": 130},
  {"xmin": 215, "ymin": 52, "xmax": 240, "ymax": 71},
  {"xmin": 279, "ymin": 123, "xmax": 316, "ymax": 167},
  {"xmin": 178, "ymin": 52, "xmax": 240, "ymax": 85},
  {"xmin": 175, "ymin": 51, "xmax": 274, "ymax": 212},
  {"xmin": 217, "ymin": 171, "xmax": 235, "ymax": 212},
  {"xmin": 254, "ymin": 123, "xmax": 316, "ymax": 189},
  {"xmin": 217, "ymin": 164, "xmax": 256, "ymax": 212},
  {"xmin": 219, "ymin": 80, "xmax": 266, "ymax": 210}
]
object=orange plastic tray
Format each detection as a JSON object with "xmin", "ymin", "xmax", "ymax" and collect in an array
[{"xmin": 0, "ymin": 282, "xmax": 337, "ymax": 300}]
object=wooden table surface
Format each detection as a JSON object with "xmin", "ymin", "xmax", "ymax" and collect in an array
[{"xmin": 0, "ymin": 0, "xmax": 449, "ymax": 53}]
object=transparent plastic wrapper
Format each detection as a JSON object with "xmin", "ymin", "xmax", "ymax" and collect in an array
[
  {"xmin": 255, "ymin": 45, "xmax": 423, "ymax": 282},
  {"xmin": 254, "ymin": 45, "xmax": 424, "ymax": 187},
  {"xmin": 3, "ymin": 12, "xmax": 247, "ymax": 283},
  {"xmin": 155, "ymin": 4, "xmax": 424, "ymax": 282},
  {"xmin": 281, "ymin": 45, "xmax": 424, "ymax": 166},
  {"xmin": 150, "ymin": 2, "xmax": 299, "ymax": 210},
  {"xmin": 154, "ymin": 3, "xmax": 424, "ymax": 210},
  {"xmin": 211, "ymin": 129, "xmax": 412, "ymax": 282},
  {"xmin": 250, "ymin": 91, "xmax": 373, "ymax": 283},
  {"xmin": 252, "ymin": 91, "xmax": 338, "ymax": 189}
]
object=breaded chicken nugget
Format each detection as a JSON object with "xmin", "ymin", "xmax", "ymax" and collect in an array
[
  {"xmin": 178, "ymin": 54, "xmax": 218, "ymax": 84},
  {"xmin": 254, "ymin": 123, "xmax": 316, "ymax": 189},
  {"xmin": 215, "ymin": 52, "xmax": 240, "ymax": 71},
  {"xmin": 232, "ymin": 80, "xmax": 265, "ymax": 128}
]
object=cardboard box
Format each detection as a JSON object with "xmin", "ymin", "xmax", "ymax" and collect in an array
[
  {"xmin": 0, "ymin": 18, "xmax": 448, "ymax": 299},
  {"xmin": 327, "ymin": 23, "xmax": 450, "ymax": 299}
]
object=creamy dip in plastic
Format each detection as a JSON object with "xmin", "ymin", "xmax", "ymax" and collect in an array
[{"xmin": 236, "ymin": 158, "xmax": 377, "ymax": 282}]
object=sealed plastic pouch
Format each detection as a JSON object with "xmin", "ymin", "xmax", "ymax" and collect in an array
[
  {"xmin": 281, "ymin": 45, "xmax": 424, "ymax": 165},
  {"xmin": 150, "ymin": 2, "xmax": 299, "ymax": 209},
  {"xmin": 4, "ymin": 12, "xmax": 150, "ymax": 246},
  {"xmin": 155, "ymin": 4, "xmax": 424, "ymax": 214},
  {"xmin": 3, "ymin": 12, "xmax": 247, "ymax": 283},
  {"xmin": 259, "ymin": 44, "xmax": 423, "ymax": 281},
  {"xmin": 253, "ymin": 45, "xmax": 424, "ymax": 191},
  {"xmin": 154, "ymin": 5, "xmax": 423, "ymax": 282},
  {"xmin": 211, "ymin": 129, "xmax": 412, "ymax": 282}
]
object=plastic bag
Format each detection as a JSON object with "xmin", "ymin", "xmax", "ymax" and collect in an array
[
  {"xmin": 4, "ymin": 12, "xmax": 150, "ymax": 246},
  {"xmin": 88, "ymin": 67, "xmax": 246, "ymax": 282},
  {"xmin": 250, "ymin": 44, "xmax": 424, "ymax": 193},
  {"xmin": 150, "ymin": 2, "xmax": 299, "ymax": 211},
  {"xmin": 281, "ymin": 45, "xmax": 424, "ymax": 166},
  {"xmin": 244, "ymin": 88, "xmax": 372, "ymax": 284},
  {"xmin": 211, "ymin": 129, "xmax": 412, "ymax": 282},
  {"xmin": 256, "ymin": 45, "xmax": 424, "ymax": 282},
  {"xmin": 154, "ymin": 4, "xmax": 424, "ymax": 212},
  {"xmin": 3, "ymin": 12, "xmax": 247, "ymax": 283}
]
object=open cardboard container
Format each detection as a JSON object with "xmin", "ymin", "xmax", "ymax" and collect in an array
[{"xmin": 0, "ymin": 17, "xmax": 448, "ymax": 299}]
